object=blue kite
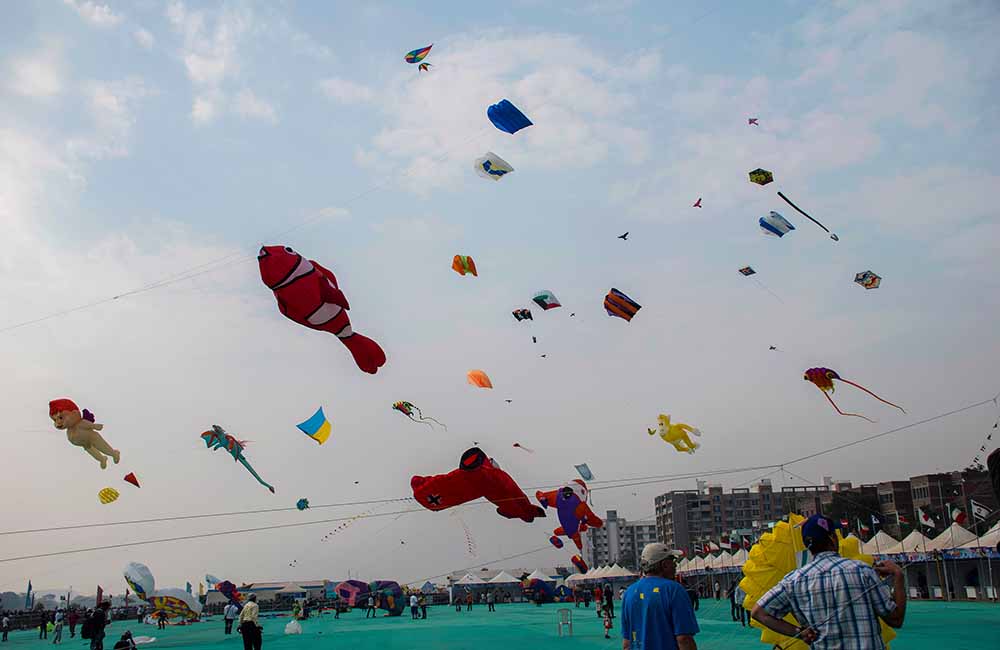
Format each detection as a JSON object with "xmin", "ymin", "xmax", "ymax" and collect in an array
[{"xmin": 488, "ymin": 99, "xmax": 533, "ymax": 134}]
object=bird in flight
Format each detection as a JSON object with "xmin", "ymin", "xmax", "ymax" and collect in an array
[
  {"xmin": 693, "ymin": 197, "xmax": 702, "ymax": 208},
  {"xmin": 748, "ymin": 118, "xmax": 759, "ymax": 126},
  {"xmin": 505, "ymin": 399, "xmax": 513, "ymax": 403},
  {"xmin": 618, "ymin": 232, "xmax": 629, "ymax": 241}
]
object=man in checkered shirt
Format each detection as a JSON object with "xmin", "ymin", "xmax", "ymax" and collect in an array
[{"xmin": 750, "ymin": 514, "xmax": 906, "ymax": 649}]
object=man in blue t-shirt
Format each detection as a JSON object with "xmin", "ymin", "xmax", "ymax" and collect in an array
[{"xmin": 621, "ymin": 543, "xmax": 699, "ymax": 650}]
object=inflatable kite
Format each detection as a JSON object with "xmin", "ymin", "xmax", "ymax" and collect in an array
[
  {"xmin": 410, "ymin": 447, "xmax": 546, "ymax": 522},
  {"xmin": 739, "ymin": 514, "xmax": 896, "ymax": 650},
  {"xmin": 215, "ymin": 581, "xmax": 242, "ymax": 605},
  {"xmin": 855, "ymin": 270, "xmax": 881, "ymax": 289},
  {"xmin": 404, "ymin": 44, "xmax": 432, "ymax": 64},
  {"xmin": 124, "ymin": 562, "xmax": 203, "ymax": 620},
  {"xmin": 474, "ymin": 152, "xmax": 514, "ymax": 180},
  {"xmin": 368, "ymin": 581, "xmax": 405, "ymax": 616},
  {"xmin": 334, "ymin": 580, "xmax": 370, "ymax": 607},
  {"xmin": 467, "ymin": 370, "xmax": 493, "ymax": 389},
  {"xmin": 487, "ymin": 99, "xmax": 532, "ymax": 134},
  {"xmin": 803, "ymin": 368, "xmax": 905, "ymax": 422},
  {"xmin": 393, "ymin": 401, "xmax": 447, "ymax": 429},
  {"xmin": 201, "ymin": 425, "xmax": 275, "ymax": 493},
  {"xmin": 124, "ymin": 472, "xmax": 140, "ymax": 488},
  {"xmin": 533, "ymin": 290, "xmax": 561, "ymax": 310},
  {"xmin": 512, "ymin": 308, "xmax": 533, "ymax": 322},
  {"xmin": 749, "ymin": 168, "xmax": 773, "ymax": 186},
  {"xmin": 759, "ymin": 212, "xmax": 795, "ymax": 238},
  {"xmin": 258, "ymin": 245, "xmax": 386, "ymax": 374},
  {"xmin": 571, "ymin": 555, "xmax": 588, "ymax": 574},
  {"xmin": 452, "ymin": 255, "xmax": 478, "ymax": 276},
  {"xmin": 536, "ymin": 480, "xmax": 604, "ymax": 567},
  {"xmin": 522, "ymin": 578, "xmax": 554, "ymax": 603},
  {"xmin": 296, "ymin": 498, "xmax": 310, "ymax": 511},
  {"xmin": 297, "ymin": 407, "xmax": 332, "ymax": 444},
  {"xmin": 604, "ymin": 288, "xmax": 641, "ymax": 322},
  {"xmin": 99, "ymin": 487, "xmax": 120, "ymax": 504},
  {"xmin": 574, "ymin": 464, "xmax": 593, "ymax": 481},
  {"xmin": 648, "ymin": 414, "xmax": 701, "ymax": 454},
  {"xmin": 49, "ymin": 399, "xmax": 120, "ymax": 469},
  {"xmin": 777, "ymin": 192, "xmax": 839, "ymax": 241}
]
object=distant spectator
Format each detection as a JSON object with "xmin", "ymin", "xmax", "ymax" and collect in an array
[
  {"xmin": 52, "ymin": 610, "xmax": 64, "ymax": 645},
  {"xmin": 67, "ymin": 611, "xmax": 79, "ymax": 638},
  {"xmin": 418, "ymin": 595, "xmax": 427, "ymax": 620},
  {"xmin": 487, "ymin": 590, "xmax": 496, "ymax": 613},
  {"xmin": 112, "ymin": 631, "xmax": 136, "ymax": 650},
  {"xmin": 365, "ymin": 595, "xmax": 376, "ymax": 619},
  {"xmin": 2, "ymin": 613, "xmax": 10, "ymax": 642},
  {"xmin": 223, "ymin": 602, "xmax": 239, "ymax": 635}
]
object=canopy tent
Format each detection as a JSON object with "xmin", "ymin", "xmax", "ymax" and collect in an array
[
  {"xmin": 710, "ymin": 551, "xmax": 733, "ymax": 568},
  {"xmin": 604, "ymin": 564, "xmax": 637, "ymax": 578},
  {"xmin": 882, "ymin": 530, "xmax": 932, "ymax": 554},
  {"xmin": 689, "ymin": 556, "xmax": 707, "ymax": 571},
  {"xmin": 676, "ymin": 558, "xmax": 690, "ymax": 571},
  {"xmin": 961, "ymin": 522, "xmax": 1000, "ymax": 548},
  {"xmin": 454, "ymin": 574, "xmax": 487, "ymax": 585},
  {"xmin": 488, "ymin": 571, "xmax": 520, "ymax": 584},
  {"xmin": 275, "ymin": 584, "xmax": 307, "ymax": 596},
  {"xmin": 525, "ymin": 569, "xmax": 555, "ymax": 582},
  {"xmin": 590, "ymin": 566, "xmax": 611, "ymax": 579},
  {"xmin": 730, "ymin": 548, "xmax": 749, "ymax": 566},
  {"xmin": 861, "ymin": 531, "xmax": 900, "ymax": 555},
  {"xmin": 925, "ymin": 523, "xmax": 978, "ymax": 551}
]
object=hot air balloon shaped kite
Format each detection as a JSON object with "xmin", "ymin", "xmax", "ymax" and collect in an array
[{"xmin": 803, "ymin": 368, "xmax": 905, "ymax": 422}]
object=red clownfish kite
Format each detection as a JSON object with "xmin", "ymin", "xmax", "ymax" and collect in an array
[{"xmin": 258, "ymin": 245, "xmax": 386, "ymax": 374}]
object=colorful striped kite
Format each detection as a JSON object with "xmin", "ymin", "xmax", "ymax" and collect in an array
[
  {"xmin": 604, "ymin": 288, "xmax": 641, "ymax": 322},
  {"xmin": 405, "ymin": 45, "xmax": 432, "ymax": 64}
]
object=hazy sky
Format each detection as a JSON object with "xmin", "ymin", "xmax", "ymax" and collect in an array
[{"xmin": 2, "ymin": 0, "xmax": 999, "ymax": 596}]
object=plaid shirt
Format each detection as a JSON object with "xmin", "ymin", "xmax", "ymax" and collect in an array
[{"xmin": 757, "ymin": 551, "xmax": 895, "ymax": 650}]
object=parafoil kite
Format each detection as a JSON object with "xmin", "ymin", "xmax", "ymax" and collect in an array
[
  {"xmin": 739, "ymin": 514, "xmax": 896, "ymax": 650},
  {"xmin": 296, "ymin": 498, "xmax": 310, "ymax": 511},
  {"xmin": 604, "ymin": 288, "xmax": 641, "ymax": 322},
  {"xmin": 334, "ymin": 580, "xmax": 370, "ymax": 607},
  {"xmin": 749, "ymin": 168, "xmax": 773, "ymax": 186},
  {"xmin": 467, "ymin": 370, "xmax": 493, "ymax": 389},
  {"xmin": 648, "ymin": 414, "xmax": 701, "ymax": 454},
  {"xmin": 404, "ymin": 44, "xmax": 432, "ymax": 64},
  {"xmin": 49, "ymin": 399, "xmax": 120, "ymax": 469},
  {"xmin": 474, "ymin": 152, "xmax": 514, "ymax": 181},
  {"xmin": 124, "ymin": 472, "xmax": 140, "ymax": 488},
  {"xmin": 258, "ymin": 245, "xmax": 386, "ymax": 374},
  {"xmin": 512, "ymin": 308, "xmax": 533, "ymax": 322},
  {"xmin": 803, "ymin": 368, "xmax": 905, "ymax": 422},
  {"xmin": 487, "ymin": 99, "xmax": 532, "ymax": 134},
  {"xmin": 452, "ymin": 255, "xmax": 478, "ymax": 276},
  {"xmin": 777, "ymin": 192, "xmax": 838, "ymax": 241},
  {"xmin": 532, "ymin": 290, "xmax": 561, "ymax": 310},
  {"xmin": 215, "ymin": 581, "xmax": 242, "ymax": 605},
  {"xmin": 854, "ymin": 270, "xmax": 881, "ymax": 289},
  {"xmin": 124, "ymin": 562, "xmax": 203, "ymax": 620},
  {"xmin": 98, "ymin": 487, "xmax": 119, "ymax": 504},
  {"xmin": 393, "ymin": 401, "xmax": 447, "ymax": 429},
  {"xmin": 368, "ymin": 581, "xmax": 405, "ymax": 616},
  {"xmin": 297, "ymin": 407, "xmax": 331, "ymax": 444},
  {"xmin": 574, "ymin": 464, "xmax": 593, "ymax": 481},
  {"xmin": 536, "ymin": 480, "xmax": 604, "ymax": 570},
  {"xmin": 738, "ymin": 266, "xmax": 756, "ymax": 276},
  {"xmin": 759, "ymin": 211, "xmax": 795, "ymax": 238},
  {"xmin": 124, "ymin": 563, "xmax": 155, "ymax": 601},
  {"xmin": 410, "ymin": 447, "xmax": 546, "ymax": 522},
  {"xmin": 201, "ymin": 425, "xmax": 275, "ymax": 493}
]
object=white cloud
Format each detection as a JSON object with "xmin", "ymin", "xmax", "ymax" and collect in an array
[
  {"xmin": 63, "ymin": 0, "xmax": 124, "ymax": 28},
  {"xmin": 191, "ymin": 94, "xmax": 218, "ymax": 124},
  {"xmin": 233, "ymin": 89, "xmax": 277, "ymax": 122},
  {"xmin": 66, "ymin": 78, "xmax": 155, "ymax": 160},
  {"xmin": 133, "ymin": 28, "xmax": 155, "ymax": 50},
  {"xmin": 7, "ymin": 46, "xmax": 63, "ymax": 99},
  {"xmin": 317, "ymin": 78, "xmax": 374, "ymax": 104}
]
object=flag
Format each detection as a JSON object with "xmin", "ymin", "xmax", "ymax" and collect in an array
[
  {"xmin": 708, "ymin": 541, "xmax": 720, "ymax": 552},
  {"xmin": 870, "ymin": 513, "xmax": 882, "ymax": 531},
  {"xmin": 858, "ymin": 518, "xmax": 871, "ymax": 534},
  {"xmin": 897, "ymin": 512, "xmax": 909, "ymax": 526},
  {"xmin": 96, "ymin": 586, "xmax": 104, "ymax": 606},
  {"xmin": 951, "ymin": 506, "xmax": 967, "ymax": 525},
  {"xmin": 743, "ymin": 536, "xmax": 752, "ymax": 550},
  {"xmin": 840, "ymin": 518, "xmax": 849, "ymax": 530},
  {"xmin": 971, "ymin": 499, "xmax": 991, "ymax": 522},
  {"xmin": 917, "ymin": 507, "xmax": 935, "ymax": 528},
  {"xmin": 25, "ymin": 580, "xmax": 32, "ymax": 609},
  {"xmin": 730, "ymin": 538, "xmax": 740, "ymax": 551}
]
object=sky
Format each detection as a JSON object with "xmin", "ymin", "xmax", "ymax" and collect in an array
[{"xmin": 2, "ymin": 0, "xmax": 999, "ymax": 596}]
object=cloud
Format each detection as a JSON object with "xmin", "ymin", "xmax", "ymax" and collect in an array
[
  {"xmin": 6, "ymin": 45, "xmax": 63, "ymax": 99},
  {"xmin": 133, "ymin": 28, "xmax": 155, "ymax": 50},
  {"xmin": 233, "ymin": 89, "xmax": 277, "ymax": 122},
  {"xmin": 317, "ymin": 77, "xmax": 375, "ymax": 104},
  {"xmin": 63, "ymin": 0, "xmax": 124, "ymax": 28},
  {"xmin": 66, "ymin": 78, "xmax": 156, "ymax": 160},
  {"xmin": 191, "ymin": 94, "xmax": 218, "ymax": 124}
]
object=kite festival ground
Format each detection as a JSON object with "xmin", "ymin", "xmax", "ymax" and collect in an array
[{"xmin": 8, "ymin": 601, "xmax": 997, "ymax": 650}]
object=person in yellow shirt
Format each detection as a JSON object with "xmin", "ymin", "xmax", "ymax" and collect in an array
[{"xmin": 238, "ymin": 594, "xmax": 262, "ymax": 650}]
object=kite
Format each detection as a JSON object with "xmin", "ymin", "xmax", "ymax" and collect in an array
[
  {"xmin": 133, "ymin": 638, "xmax": 156, "ymax": 646},
  {"xmin": 125, "ymin": 562, "xmax": 203, "ymax": 620},
  {"xmin": 777, "ymin": 192, "xmax": 839, "ymax": 241},
  {"xmin": 368, "ymin": 581, "xmax": 405, "ymax": 616},
  {"xmin": 452, "ymin": 255, "xmax": 478, "ymax": 277},
  {"xmin": 215, "ymin": 581, "xmax": 242, "ymax": 605},
  {"xmin": 450, "ymin": 510, "xmax": 479, "ymax": 557},
  {"xmin": 604, "ymin": 288, "xmax": 642, "ymax": 322},
  {"xmin": 410, "ymin": 447, "xmax": 546, "ymax": 522},
  {"xmin": 739, "ymin": 266, "xmax": 756, "ymax": 276},
  {"xmin": 536, "ymin": 480, "xmax": 604, "ymax": 557},
  {"xmin": 474, "ymin": 152, "xmax": 514, "ymax": 181},
  {"xmin": 124, "ymin": 472, "xmax": 140, "ymax": 488},
  {"xmin": 99, "ymin": 487, "xmax": 120, "ymax": 504},
  {"xmin": 522, "ymin": 578, "xmax": 554, "ymax": 603},
  {"xmin": 467, "ymin": 370, "xmax": 493, "ymax": 389},
  {"xmin": 759, "ymin": 211, "xmax": 795, "ymax": 238},
  {"xmin": 296, "ymin": 498, "xmax": 310, "ymax": 511},
  {"xmin": 334, "ymin": 580, "xmax": 370, "ymax": 607},
  {"xmin": 49, "ymin": 399, "xmax": 120, "ymax": 469},
  {"xmin": 297, "ymin": 407, "xmax": 332, "ymax": 445},
  {"xmin": 571, "ymin": 555, "xmax": 588, "ymax": 574},
  {"xmin": 404, "ymin": 44, "xmax": 432, "ymax": 64},
  {"xmin": 693, "ymin": 198, "xmax": 702, "ymax": 208},
  {"xmin": 739, "ymin": 514, "xmax": 896, "ymax": 650},
  {"xmin": 201, "ymin": 425, "xmax": 275, "ymax": 493},
  {"xmin": 512, "ymin": 308, "xmax": 533, "ymax": 322},
  {"xmin": 618, "ymin": 232, "xmax": 628, "ymax": 240},
  {"xmin": 418, "ymin": 62, "xmax": 431, "ymax": 72},
  {"xmin": 749, "ymin": 168, "xmax": 773, "ymax": 186},
  {"xmin": 739, "ymin": 266, "xmax": 782, "ymax": 302},
  {"xmin": 205, "ymin": 575, "xmax": 220, "ymax": 586},
  {"xmin": 532, "ymin": 290, "xmax": 561, "ymax": 310},
  {"xmin": 393, "ymin": 401, "xmax": 447, "ymax": 429},
  {"xmin": 854, "ymin": 270, "xmax": 881, "ymax": 290},
  {"xmin": 513, "ymin": 442, "xmax": 534, "ymax": 453},
  {"xmin": 574, "ymin": 464, "xmax": 593, "ymax": 481},
  {"xmin": 803, "ymin": 368, "xmax": 905, "ymax": 422},
  {"xmin": 648, "ymin": 414, "xmax": 701, "ymax": 454},
  {"xmin": 258, "ymin": 245, "xmax": 386, "ymax": 374},
  {"xmin": 748, "ymin": 118, "xmax": 759, "ymax": 126},
  {"xmin": 487, "ymin": 99, "xmax": 533, "ymax": 134}
]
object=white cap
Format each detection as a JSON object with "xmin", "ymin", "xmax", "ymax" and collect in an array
[{"xmin": 640, "ymin": 543, "xmax": 684, "ymax": 570}]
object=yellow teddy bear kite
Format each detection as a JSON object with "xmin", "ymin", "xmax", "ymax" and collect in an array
[
  {"xmin": 648, "ymin": 413, "xmax": 701, "ymax": 454},
  {"xmin": 49, "ymin": 399, "xmax": 120, "ymax": 469}
]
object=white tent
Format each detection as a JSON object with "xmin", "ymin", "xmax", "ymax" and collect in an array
[
  {"xmin": 882, "ymin": 530, "xmax": 932, "ymax": 554},
  {"xmin": 605, "ymin": 564, "xmax": 636, "ymax": 578},
  {"xmin": 961, "ymin": 522, "xmax": 1000, "ymax": 548},
  {"xmin": 730, "ymin": 549, "xmax": 749, "ymax": 566},
  {"xmin": 276, "ymin": 584, "xmax": 307, "ymax": 596},
  {"xmin": 454, "ymin": 574, "xmax": 487, "ymax": 585},
  {"xmin": 526, "ymin": 569, "xmax": 555, "ymax": 582},
  {"xmin": 712, "ymin": 551, "xmax": 733, "ymax": 568},
  {"xmin": 925, "ymin": 523, "xmax": 978, "ymax": 551},
  {"xmin": 488, "ymin": 571, "xmax": 520, "ymax": 584},
  {"xmin": 861, "ymin": 531, "xmax": 900, "ymax": 555},
  {"xmin": 676, "ymin": 558, "xmax": 690, "ymax": 571},
  {"xmin": 689, "ymin": 556, "xmax": 707, "ymax": 571}
]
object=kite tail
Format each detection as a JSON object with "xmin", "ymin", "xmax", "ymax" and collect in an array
[
  {"xmin": 777, "ymin": 191, "xmax": 836, "ymax": 239},
  {"xmin": 408, "ymin": 414, "xmax": 433, "ymax": 427},
  {"xmin": 822, "ymin": 391, "xmax": 876, "ymax": 423},
  {"xmin": 239, "ymin": 457, "xmax": 276, "ymax": 493},
  {"xmin": 837, "ymin": 379, "xmax": 906, "ymax": 414},
  {"xmin": 421, "ymin": 417, "xmax": 448, "ymax": 431}
]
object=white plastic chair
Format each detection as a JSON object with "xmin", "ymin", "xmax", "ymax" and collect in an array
[{"xmin": 557, "ymin": 608, "xmax": 573, "ymax": 636}]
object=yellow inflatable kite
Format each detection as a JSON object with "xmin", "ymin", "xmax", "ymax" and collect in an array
[
  {"xmin": 647, "ymin": 414, "xmax": 701, "ymax": 454},
  {"xmin": 739, "ymin": 514, "xmax": 895, "ymax": 650}
]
